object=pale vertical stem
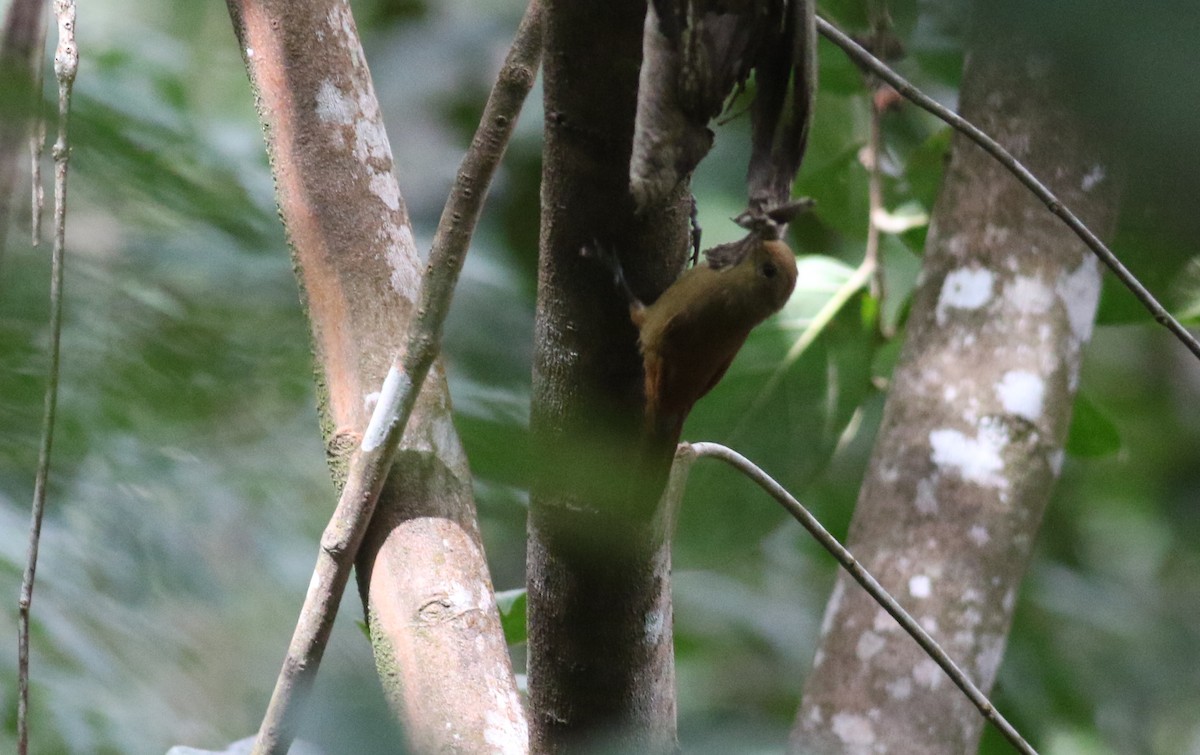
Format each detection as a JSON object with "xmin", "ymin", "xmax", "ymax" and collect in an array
[{"xmin": 16, "ymin": 2, "xmax": 75, "ymax": 753}]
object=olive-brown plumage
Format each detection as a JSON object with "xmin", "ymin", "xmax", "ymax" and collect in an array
[{"xmin": 632, "ymin": 233, "xmax": 798, "ymax": 445}]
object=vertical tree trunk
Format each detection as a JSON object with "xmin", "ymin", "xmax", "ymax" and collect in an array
[
  {"xmin": 528, "ymin": 0, "xmax": 692, "ymax": 750},
  {"xmin": 791, "ymin": 18, "xmax": 1120, "ymax": 755},
  {"xmin": 225, "ymin": 1, "xmax": 524, "ymax": 750}
]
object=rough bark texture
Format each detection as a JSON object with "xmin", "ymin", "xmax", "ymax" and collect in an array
[
  {"xmin": 528, "ymin": 0, "xmax": 692, "ymax": 751},
  {"xmin": 790, "ymin": 26, "xmax": 1120, "ymax": 755},
  {"xmin": 225, "ymin": 1, "xmax": 524, "ymax": 751}
]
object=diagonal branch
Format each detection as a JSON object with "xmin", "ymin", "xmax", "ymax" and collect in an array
[
  {"xmin": 680, "ymin": 442, "xmax": 1037, "ymax": 755},
  {"xmin": 816, "ymin": 15, "xmax": 1200, "ymax": 362},
  {"xmin": 245, "ymin": 2, "xmax": 543, "ymax": 752}
]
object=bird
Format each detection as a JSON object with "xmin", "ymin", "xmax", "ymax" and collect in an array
[{"xmin": 586, "ymin": 211, "xmax": 800, "ymax": 452}]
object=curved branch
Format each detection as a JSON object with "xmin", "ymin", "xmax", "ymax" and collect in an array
[
  {"xmin": 684, "ymin": 442, "xmax": 1037, "ymax": 755},
  {"xmin": 817, "ymin": 16, "xmax": 1200, "ymax": 362}
]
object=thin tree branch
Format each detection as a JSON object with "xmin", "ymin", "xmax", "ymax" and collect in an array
[
  {"xmin": 683, "ymin": 441, "xmax": 1037, "ymax": 755},
  {"xmin": 817, "ymin": 15, "xmax": 1200, "ymax": 361},
  {"xmin": 0, "ymin": 0, "xmax": 49, "ymax": 265},
  {"xmin": 864, "ymin": 87, "xmax": 885, "ymax": 307},
  {"xmin": 17, "ymin": 2, "xmax": 74, "ymax": 753},
  {"xmin": 29, "ymin": 3, "xmax": 47, "ymax": 247},
  {"xmin": 250, "ymin": 2, "xmax": 543, "ymax": 752}
]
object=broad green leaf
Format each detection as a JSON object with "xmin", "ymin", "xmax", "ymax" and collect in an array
[{"xmin": 495, "ymin": 588, "xmax": 528, "ymax": 646}]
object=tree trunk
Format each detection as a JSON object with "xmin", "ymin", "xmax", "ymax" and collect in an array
[
  {"xmin": 527, "ymin": 0, "xmax": 692, "ymax": 750},
  {"xmin": 791, "ymin": 17, "xmax": 1120, "ymax": 755},
  {"xmin": 225, "ymin": 1, "xmax": 524, "ymax": 750}
]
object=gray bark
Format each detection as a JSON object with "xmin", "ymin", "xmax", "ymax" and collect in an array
[{"xmin": 791, "ymin": 25, "xmax": 1120, "ymax": 755}]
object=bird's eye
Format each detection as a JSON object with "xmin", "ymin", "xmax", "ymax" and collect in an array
[{"xmin": 761, "ymin": 262, "xmax": 777, "ymax": 278}]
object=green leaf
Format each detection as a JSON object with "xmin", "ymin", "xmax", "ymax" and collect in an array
[
  {"xmin": 903, "ymin": 127, "xmax": 952, "ymax": 211},
  {"xmin": 1066, "ymin": 392, "xmax": 1121, "ymax": 458},
  {"xmin": 495, "ymin": 588, "xmax": 527, "ymax": 646}
]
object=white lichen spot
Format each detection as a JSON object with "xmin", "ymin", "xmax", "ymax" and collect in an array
[
  {"xmin": 1082, "ymin": 164, "xmax": 1106, "ymax": 192},
  {"xmin": 929, "ymin": 421, "xmax": 1010, "ymax": 489},
  {"xmin": 806, "ymin": 704, "xmax": 824, "ymax": 725},
  {"xmin": 1005, "ymin": 275, "xmax": 1054, "ymax": 315},
  {"xmin": 1056, "ymin": 256, "xmax": 1101, "ymax": 343},
  {"xmin": 449, "ymin": 579, "xmax": 477, "ymax": 611},
  {"xmin": 937, "ymin": 267, "xmax": 995, "ymax": 325},
  {"xmin": 908, "ymin": 574, "xmax": 932, "ymax": 599},
  {"xmin": 997, "ymin": 370, "xmax": 1045, "ymax": 421},
  {"xmin": 943, "ymin": 384, "xmax": 959, "ymax": 402},
  {"xmin": 328, "ymin": 3, "xmax": 356, "ymax": 39},
  {"xmin": 1002, "ymin": 588, "xmax": 1017, "ymax": 613},
  {"xmin": 831, "ymin": 713, "xmax": 876, "ymax": 747},
  {"xmin": 363, "ymin": 390, "xmax": 381, "ymax": 411},
  {"xmin": 968, "ymin": 525, "xmax": 991, "ymax": 546},
  {"xmin": 961, "ymin": 607, "xmax": 982, "ymax": 629},
  {"xmin": 856, "ymin": 631, "xmax": 886, "ymax": 661},
  {"xmin": 371, "ymin": 172, "xmax": 401, "ymax": 212},
  {"xmin": 1048, "ymin": 448, "xmax": 1065, "ymax": 476},
  {"xmin": 886, "ymin": 677, "xmax": 913, "ymax": 700},
  {"xmin": 812, "ymin": 649, "xmax": 825, "ymax": 668},
  {"xmin": 484, "ymin": 709, "xmax": 527, "ymax": 754},
  {"xmin": 245, "ymin": 47, "xmax": 254, "ymax": 58},
  {"xmin": 920, "ymin": 616, "xmax": 939, "ymax": 634},
  {"xmin": 315, "ymin": 79, "xmax": 355, "ymax": 126},
  {"xmin": 963, "ymin": 588, "xmax": 983, "ymax": 604},
  {"xmin": 386, "ymin": 225, "xmax": 422, "ymax": 295},
  {"xmin": 914, "ymin": 477, "xmax": 939, "ymax": 515},
  {"xmin": 355, "ymin": 117, "xmax": 391, "ymax": 163},
  {"xmin": 912, "ymin": 658, "xmax": 944, "ymax": 690},
  {"xmin": 644, "ymin": 610, "xmax": 665, "ymax": 645},
  {"xmin": 873, "ymin": 610, "xmax": 897, "ymax": 633}
]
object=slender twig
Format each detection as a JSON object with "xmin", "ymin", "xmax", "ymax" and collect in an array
[
  {"xmin": 683, "ymin": 442, "xmax": 1037, "ymax": 755},
  {"xmin": 29, "ymin": 2, "xmax": 48, "ymax": 247},
  {"xmin": 250, "ymin": 3, "xmax": 543, "ymax": 753},
  {"xmin": 0, "ymin": 0, "xmax": 49, "ymax": 265},
  {"xmin": 817, "ymin": 16, "xmax": 1200, "ymax": 361},
  {"xmin": 864, "ymin": 87, "xmax": 885, "ymax": 308},
  {"xmin": 17, "ymin": 3, "xmax": 75, "ymax": 754}
]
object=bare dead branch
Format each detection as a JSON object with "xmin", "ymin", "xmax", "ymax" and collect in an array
[
  {"xmin": 247, "ymin": 2, "xmax": 543, "ymax": 752},
  {"xmin": 816, "ymin": 15, "xmax": 1200, "ymax": 361},
  {"xmin": 684, "ymin": 442, "xmax": 1037, "ymax": 755},
  {"xmin": 17, "ymin": 2, "xmax": 75, "ymax": 753}
]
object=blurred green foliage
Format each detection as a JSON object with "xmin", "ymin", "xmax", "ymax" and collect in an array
[{"xmin": 1, "ymin": 1, "xmax": 1198, "ymax": 753}]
